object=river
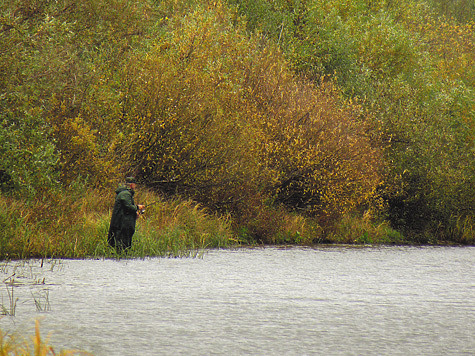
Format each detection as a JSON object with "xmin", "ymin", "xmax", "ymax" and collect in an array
[{"xmin": 1, "ymin": 246, "xmax": 474, "ymax": 355}]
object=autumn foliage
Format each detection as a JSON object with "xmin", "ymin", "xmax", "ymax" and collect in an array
[{"xmin": 1, "ymin": 0, "xmax": 473, "ymax": 244}]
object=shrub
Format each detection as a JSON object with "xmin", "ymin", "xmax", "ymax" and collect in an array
[{"xmin": 116, "ymin": 3, "xmax": 383, "ymax": 233}]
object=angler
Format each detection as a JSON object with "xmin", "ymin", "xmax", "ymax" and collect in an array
[{"xmin": 108, "ymin": 177, "xmax": 145, "ymax": 252}]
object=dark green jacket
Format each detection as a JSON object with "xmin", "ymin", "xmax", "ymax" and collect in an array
[{"xmin": 108, "ymin": 186, "xmax": 138, "ymax": 237}]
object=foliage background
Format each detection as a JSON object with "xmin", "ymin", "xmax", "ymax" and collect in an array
[{"xmin": 1, "ymin": 0, "xmax": 473, "ymax": 254}]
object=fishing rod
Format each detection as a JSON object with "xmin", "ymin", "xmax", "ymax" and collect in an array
[{"xmin": 139, "ymin": 201, "xmax": 159, "ymax": 214}]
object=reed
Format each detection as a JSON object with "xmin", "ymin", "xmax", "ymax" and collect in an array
[
  {"xmin": 0, "ymin": 320, "xmax": 91, "ymax": 355},
  {"xmin": 130, "ymin": 198, "xmax": 235, "ymax": 257},
  {"xmin": 2, "ymin": 185, "xmax": 468, "ymax": 258},
  {"xmin": 275, "ymin": 212, "xmax": 325, "ymax": 245},
  {"xmin": 329, "ymin": 214, "xmax": 404, "ymax": 245},
  {"xmin": 0, "ymin": 189, "xmax": 236, "ymax": 259},
  {"xmin": 31, "ymin": 290, "xmax": 51, "ymax": 313},
  {"xmin": 1, "ymin": 284, "xmax": 17, "ymax": 316},
  {"xmin": 450, "ymin": 215, "xmax": 474, "ymax": 245}
]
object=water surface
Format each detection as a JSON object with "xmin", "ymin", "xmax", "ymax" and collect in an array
[{"xmin": 1, "ymin": 246, "xmax": 474, "ymax": 355}]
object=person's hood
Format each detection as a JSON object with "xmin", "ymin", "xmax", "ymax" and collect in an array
[{"xmin": 115, "ymin": 185, "xmax": 134, "ymax": 195}]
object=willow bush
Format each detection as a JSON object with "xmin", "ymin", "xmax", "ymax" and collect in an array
[
  {"xmin": 240, "ymin": 47, "xmax": 383, "ymax": 221},
  {"xmin": 111, "ymin": 3, "xmax": 383, "ymax": 240},
  {"xmin": 1, "ymin": 0, "xmax": 473, "ymax": 245},
  {"xmin": 0, "ymin": 1, "xmax": 61, "ymax": 195},
  {"xmin": 1, "ymin": 0, "xmax": 157, "ymax": 190},
  {"xmin": 423, "ymin": 0, "xmax": 475, "ymax": 22},
  {"xmin": 119, "ymin": 3, "xmax": 260, "ymax": 211},
  {"xmin": 229, "ymin": 0, "xmax": 474, "ymax": 240}
]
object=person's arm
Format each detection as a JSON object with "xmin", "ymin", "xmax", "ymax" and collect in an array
[{"xmin": 119, "ymin": 191, "xmax": 139, "ymax": 214}]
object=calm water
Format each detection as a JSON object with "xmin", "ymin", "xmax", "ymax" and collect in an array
[{"xmin": 1, "ymin": 246, "xmax": 474, "ymax": 355}]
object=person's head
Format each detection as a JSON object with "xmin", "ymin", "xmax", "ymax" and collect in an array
[{"xmin": 125, "ymin": 176, "xmax": 137, "ymax": 190}]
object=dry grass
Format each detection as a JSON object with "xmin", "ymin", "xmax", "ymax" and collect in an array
[
  {"xmin": 0, "ymin": 188, "xmax": 236, "ymax": 259},
  {"xmin": 0, "ymin": 320, "xmax": 91, "ymax": 355},
  {"xmin": 1, "ymin": 184, "xmax": 470, "ymax": 259},
  {"xmin": 330, "ymin": 213, "xmax": 404, "ymax": 244}
]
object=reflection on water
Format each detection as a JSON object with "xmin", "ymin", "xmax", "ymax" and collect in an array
[{"xmin": 1, "ymin": 246, "xmax": 474, "ymax": 355}]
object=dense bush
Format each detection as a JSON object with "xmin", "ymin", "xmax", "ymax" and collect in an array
[
  {"xmin": 1, "ymin": 0, "xmax": 473, "ymax": 245},
  {"xmin": 229, "ymin": 0, "xmax": 474, "ymax": 241},
  {"xmin": 112, "ymin": 3, "xmax": 382, "ymax": 241},
  {"xmin": 0, "ymin": 0, "xmax": 156, "ymax": 190}
]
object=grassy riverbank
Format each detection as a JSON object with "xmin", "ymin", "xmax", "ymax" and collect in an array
[
  {"xmin": 1, "ymin": 187, "xmax": 473, "ymax": 260},
  {"xmin": 2, "ymin": 0, "xmax": 474, "ymax": 254},
  {"xmin": 0, "ymin": 188, "xmax": 236, "ymax": 259}
]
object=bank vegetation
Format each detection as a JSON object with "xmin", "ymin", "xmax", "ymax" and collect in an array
[{"xmin": 1, "ymin": 0, "xmax": 474, "ymax": 258}]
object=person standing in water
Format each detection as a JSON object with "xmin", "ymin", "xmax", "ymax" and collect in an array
[{"xmin": 108, "ymin": 177, "xmax": 145, "ymax": 251}]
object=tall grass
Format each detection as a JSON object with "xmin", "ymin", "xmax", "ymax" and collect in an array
[
  {"xmin": 449, "ymin": 215, "xmax": 475, "ymax": 245},
  {"xmin": 1, "ymin": 184, "xmax": 471, "ymax": 259},
  {"xmin": 0, "ymin": 188, "xmax": 236, "ymax": 259},
  {"xmin": 0, "ymin": 320, "xmax": 91, "ymax": 355},
  {"xmin": 129, "ymin": 199, "xmax": 236, "ymax": 257},
  {"xmin": 329, "ymin": 214, "xmax": 405, "ymax": 245}
]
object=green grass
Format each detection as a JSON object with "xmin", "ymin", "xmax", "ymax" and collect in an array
[
  {"xmin": 1, "ymin": 187, "xmax": 472, "ymax": 260},
  {"xmin": 329, "ymin": 214, "xmax": 405, "ymax": 245},
  {"xmin": 0, "ymin": 190, "xmax": 237, "ymax": 259}
]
